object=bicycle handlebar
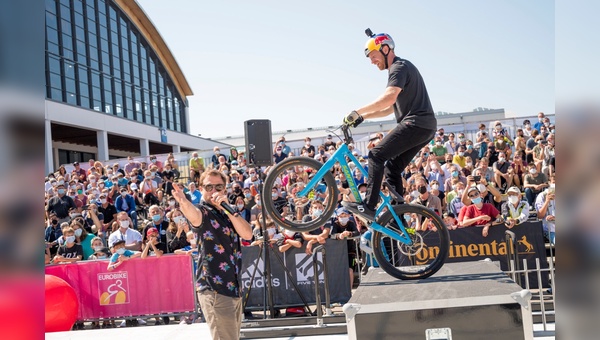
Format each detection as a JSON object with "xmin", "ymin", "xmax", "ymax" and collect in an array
[{"xmin": 341, "ymin": 124, "xmax": 353, "ymax": 145}]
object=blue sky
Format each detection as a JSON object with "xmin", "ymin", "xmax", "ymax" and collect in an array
[{"xmin": 137, "ymin": 0, "xmax": 554, "ymax": 138}]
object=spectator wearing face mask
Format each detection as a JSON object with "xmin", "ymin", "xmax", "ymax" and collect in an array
[
  {"xmin": 45, "ymin": 212, "xmax": 62, "ymax": 257},
  {"xmin": 440, "ymin": 153, "xmax": 460, "ymax": 179},
  {"xmin": 443, "ymin": 164, "xmax": 467, "ymax": 194},
  {"xmin": 430, "ymin": 137, "xmax": 447, "ymax": 163},
  {"xmin": 523, "ymin": 163, "xmax": 548, "ymax": 206},
  {"xmin": 46, "ymin": 183, "xmax": 76, "ymax": 224},
  {"xmin": 429, "ymin": 180, "xmax": 446, "ymax": 211},
  {"xmin": 458, "ymin": 187, "xmax": 500, "ymax": 237},
  {"xmin": 522, "ymin": 119, "xmax": 534, "ymax": 138},
  {"xmin": 210, "ymin": 147, "xmax": 221, "ymax": 169},
  {"xmin": 462, "ymin": 172, "xmax": 503, "ymax": 210},
  {"xmin": 330, "ymin": 208, "xmax": 360, "ymax": 290},
  {"xmin": 533, "ymin": 112, "xmax": 545, "ymax": 132},
  {"xmin": 115, "ymin": 187, "xmax": 138, "ymax": 230},
  {"xmin": 71, "ymin": 219, "xmax": 95, "ymax": 260},
  {"xmin": 425, "ymin": 158, "xmax": 446, "ymax": 192},
  {"xmin": 301, "ymin": 137, "xmax": 316, "ymax": 157},
  {"xmin": 448, "ymin": 181, "xmax": 466, "ymax": 217},
  {"xmin": 452, "ymin": 145, "xmax": 468, "ymax": 168},
  {"xmin": 501, "ymin": 187, "xmax": 530, "ymax": 229},
  {"xmin": 492, "ymin": 152, "xmax": 515, "ymax": 192},
  {"xmin": 411, "ymin": 178, "xmax": 442, "ymax": 216},
  {"xmin": 88, "ymin": 237, "xmax": 110, "ymax": 260},
  {"xmin": 108, "ymin": 212, "xmax": 142, "ymax": 251},
  {"xmin": 143, "ymin": 205, "xmax": 170, "ymax": 247},
  {"xmin": 301, "ymin": 200, "xmax": 332, "ymax": 255},
  {"xmin": 535, "ymin": 176, "xmax": 556, "ymax": 244},
  {"xmin": 166, "ymin": 209, "xmax": 190, "ymax": 252},
  {"xmin": 464, "ymin": 141, "xmax": 479, "ymax": 162},
  {"xmin": 187, "ymin": 182, "xmax": 202, "ymax": 205},
  {"xmin": 53, "ymin": 227, "xmax": 83, "ymax": 264},
  {"xmin": 443, "ymin": 133, "xmax": 458, "ymax": 156},
  {"xmin": 97, "ymin": 192, "xmax": 118, "ymax": 233},
  {"xmin": 524, "ymin": 129, "xmax": 540, "ymax": 164},
  {"xmin": 107, "ymin": 239, "xmax": 141, "ymax": 271}
]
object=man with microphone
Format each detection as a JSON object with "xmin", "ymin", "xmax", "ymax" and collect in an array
[{"xmin": 172, "ymin": 170, "xmax": 252, "ymax": 340}]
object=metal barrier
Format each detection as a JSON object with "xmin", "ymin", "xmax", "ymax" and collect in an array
[
  {"xmin": 504, "ymin": 239, "xmax": 555, "ymax": 335},
  {"xmin": 504, "ymin": 230, "xmax": 521, "ymax": 286},
  {"xmin": 312, "ymin": 244, "xmax": 332, "ymax": 327}
]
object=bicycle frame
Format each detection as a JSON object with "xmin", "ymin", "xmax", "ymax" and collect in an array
[{"xmin": 297, "ymin": 143, "xmax": 413, "ymax": 245}]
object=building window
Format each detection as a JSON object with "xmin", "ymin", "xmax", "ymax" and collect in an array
[{"xmin": 45, "ymin": 0, "xmax": 188, "ymax": 133}]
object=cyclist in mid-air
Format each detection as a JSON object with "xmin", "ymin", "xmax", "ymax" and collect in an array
[{"xmin": 343, "ymin": 29, "xmax": 437, "ymax": 221}]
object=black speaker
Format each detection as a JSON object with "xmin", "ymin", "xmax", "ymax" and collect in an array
[{"xmin": 244, "ymin": 120, "xmax": 273, "ymax": 166}]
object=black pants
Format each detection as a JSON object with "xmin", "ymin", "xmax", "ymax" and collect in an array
[{"xmin": 365, "ymin": 122, "xmax": 436, "ymax": 209}]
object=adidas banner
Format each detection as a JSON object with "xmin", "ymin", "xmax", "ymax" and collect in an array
[{"xmin": 241, "ymin": 240, "xmax": 352, "ymax": 308}]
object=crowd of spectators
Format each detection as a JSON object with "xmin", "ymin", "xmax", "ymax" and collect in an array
[{"xmin": 44, "ymin": 113, "xmax": 556, "ymax": 328}]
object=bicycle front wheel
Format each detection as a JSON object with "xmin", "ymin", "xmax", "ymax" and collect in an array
[
  {"xmin": 262, "ymin": 157, "xmax": 338, "ymax": 233},
  {"xmin": 372, "ymin": 204, "xmax": 449, "ymax": 280}
]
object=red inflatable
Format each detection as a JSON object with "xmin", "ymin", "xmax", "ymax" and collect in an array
[{"xmin": 45, "ymin": 274, "xmax": 79, "ymax": 332}]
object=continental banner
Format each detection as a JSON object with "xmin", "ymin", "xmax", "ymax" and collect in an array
[
  {"xmin": 412, "ymin": 221, "xmax": 549, "ymax": 288},
  {"xmin": 241, "ymin": 240, "xmax": 352, "ymax": 308}
]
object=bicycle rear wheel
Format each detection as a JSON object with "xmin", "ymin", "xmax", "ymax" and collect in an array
[
  {"xmin": 372, "ymin": 204, "xmax": 449, "ymax": 280},
  {"xmin": 262, "ymin": 157, "xmax": 338, "ymax": 232}
]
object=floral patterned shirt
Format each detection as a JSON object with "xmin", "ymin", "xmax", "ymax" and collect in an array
[{"xmin": 193, "ymin": 203, "xmax": 243, "ymax": 298}]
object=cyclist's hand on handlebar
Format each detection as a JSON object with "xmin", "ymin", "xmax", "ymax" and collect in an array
[{"xmin": 344, "ymin": 110, "xmax": 364, "ymax": 127}]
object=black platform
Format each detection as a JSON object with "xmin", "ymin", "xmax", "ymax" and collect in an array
[{"xmin": 344, "ymin": 261, "xmax": 533, "ymax": 340}]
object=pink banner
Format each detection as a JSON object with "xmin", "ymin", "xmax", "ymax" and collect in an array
[{"xmin": 45, "ymin": 254, "xmax": 196, "ymax": 320}]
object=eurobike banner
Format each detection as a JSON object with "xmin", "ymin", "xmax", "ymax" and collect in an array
[
  {"xmin": 241, "ymin": 240, "xmax": 352, "ymax": 308},
  {"xmin": 45, "ymin": 255, "xmax": 196, "ymax": 320},
  {"xmin": 411, "ymin": 221, "xmax": 549, "ymax": 288}
]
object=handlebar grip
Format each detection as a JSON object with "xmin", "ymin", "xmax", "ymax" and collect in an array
[{"xmin": 352, "ymin": 115, "xmax": 364, "ymax": 128}]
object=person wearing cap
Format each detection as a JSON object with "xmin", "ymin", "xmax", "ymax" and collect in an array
[
  {"xmin": 115, "ymin": 186, "xmax": 138, "ymax": 229},
  {"xmin": 46, "ymin": 182, "xmax": 76, "ymax": 224},
  {"xmin": 301, "ymin": 200, "xmax": 332, "ymax": 255},
  {"xmin": 501, "ymin": 187, "xmax": 530, "ymax": 229},
  {"xmin": 107, "ymin": 239, "xmax": 141, "ymax": 271},
  {"xmin": 301, "ymin": 137, "xmax": 316, "ymax": 157},
  {"xmin": 172, "ymin": 169, "xmax": 252, "ymax": 340},
  {"xmin": 331, "ymin": 207, "xmax": 360, "ymax": 290},
  {"xmin": 462, "ymin": 171, "xmax": 502, "ymax": 210},
  {"xmin": 141, "ymin": 227, "xmax": 166, "ymax": 259},
  {"xmin": 458, "ymin": 186, "xmax": 500, "ymax": 237},
  {"xmin": 322, "ymin": 134, "xmax": 336, "ymax": 150}
]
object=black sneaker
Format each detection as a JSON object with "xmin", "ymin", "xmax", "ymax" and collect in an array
[{"xmin": 342, "ymin": 201, "xmax": 376, "ymax": 221}]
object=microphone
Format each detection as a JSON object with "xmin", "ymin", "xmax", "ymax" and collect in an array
[{"xmin": 220, "ymin": 201, "xmax": 237, "ymax": 216}]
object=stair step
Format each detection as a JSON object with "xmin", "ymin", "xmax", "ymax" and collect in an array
[
  {"xmin": 240, "ymin": 323, "xmax": 348, "ymax": 339},
  {"xmin": 241, "ymin": 315, "xmax": 346, "ymax": 328}
]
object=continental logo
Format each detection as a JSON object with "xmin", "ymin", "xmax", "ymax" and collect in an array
[
  {"xmin": 517, "ymin": 236, "xmax": 534, "ymax": 253},
  {"xmin": 414, "ymin": 240, "xmax": 509, "ymax": 265},
  {"xmin": 98, "ymin": 272, "xmax": 129, "ymax": 305}
]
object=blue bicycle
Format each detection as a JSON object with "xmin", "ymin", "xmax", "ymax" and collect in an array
[{"xmin": 263, "ymin": 124, "xmax": 450, "ymax": 280}]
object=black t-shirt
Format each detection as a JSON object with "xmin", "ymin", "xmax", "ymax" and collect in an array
[
  {"xmin": 387, "ymin": 57, "xmax": 436, "ymax": 130},
  {"xmin": 494, "ymin": 160, "xmax": 510, "ymax": 174},
  {"xmin": 58, "ymin": 244, "xmax": 83, "ymax": 259},
  {"xmin": 47, "ymin": 195, "xmax": 76, "ymax": 219},
  {"xmin": 98, "ymin": 203, "xmax": 117, "ymax": 224}
]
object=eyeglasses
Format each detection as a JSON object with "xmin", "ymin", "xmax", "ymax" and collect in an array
[{"xmin": 203, "ymin": 183, "xmax": 225, "ymax": 191}]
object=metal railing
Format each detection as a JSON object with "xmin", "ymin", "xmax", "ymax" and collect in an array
[
  {"xmin": 504, "ymin": 236, "xmax": 555, "ymax": 335},
  {"xmin": 312, "ymin": 244, "xmax": 332, "ymax": 327}
]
